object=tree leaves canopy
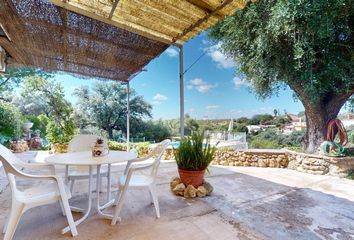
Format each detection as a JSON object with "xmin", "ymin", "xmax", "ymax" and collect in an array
[
  {"xmin": 0, "ymin": 67, "xmax": 49, "ymax": 101},
  {"xmin": 74, "ymin": 82, "xmax": 152, "ymax": 138},
  {"xmin": 208, "ymin": 0, "xmax": 353, "ymax": 103}
]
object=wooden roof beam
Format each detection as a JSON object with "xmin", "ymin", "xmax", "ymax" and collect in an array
[
  {"xmin": 173, "ymin": 0, "xmax": 233, "ymax": 43},
  {"xmin": 186, "ymin": 0, "xmax": 225, "ymax": 19},
  {"xmin": 109, "ymin": 0, "xmax": 120, "ymax": 19},
  {"xmin": 0, "ymin": 37, "xmax": 26, "ymax": 64}
]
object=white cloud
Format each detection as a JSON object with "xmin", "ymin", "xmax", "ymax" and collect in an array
[
  {"xmin": 232, "ymin": 76, "xmax": 250, "ymax": 89},
  {"xmin": 205, "ymin": 43, "xmax": 234, "ymax": 69},
  {"xmin": 187, "ymin": 78, "xmax": 216, "ymax": 93},
  {"xmin": 190, "ymin": 78, "xmax": 203, "ymax": 85},
  {"xmin": 165, "ymin": 47, "xmax": 178, "ymax": 57},
  {"xmin": 196, "ymin": 85, "xmax": 213, "ymax": 93},
  {"xmin": 206, "ymin": 105, "xmax": 220, "ymax": 110},
  {"xmin": 153, "ymin": 93, "xmax": 168, "ymax": 102}
]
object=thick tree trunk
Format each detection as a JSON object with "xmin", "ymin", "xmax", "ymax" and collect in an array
[
  {"xmin": 304, "ymin": 105, "xmax": 333, "ymax": 153},
  {"xmin": 107, "ymin": 127, "xmax": 113, "ymax": 139},
  {"xmin": 302, "ymin": 95, "xmax": 352, "ymax": 153}
]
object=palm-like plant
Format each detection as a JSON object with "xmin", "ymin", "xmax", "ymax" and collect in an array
[{"xmin": 174, "ymin": 131, "xmax": 216, "ymax": 171}]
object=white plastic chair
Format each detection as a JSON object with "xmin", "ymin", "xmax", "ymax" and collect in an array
[
  {"xmin": 111, "ymin": 139, "xmax": 171, "ymax": 225},
  {"xmin": 66, "ymin": 134, "xmax": 109, "ymax": 193},
  {"xmin": 0, "ymin": 144, "xmax": 78, "ymax": 240}
]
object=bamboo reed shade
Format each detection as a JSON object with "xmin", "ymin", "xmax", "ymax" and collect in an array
[
  {"xmin": 47, "ymin": 0, "xmax": 248, "ymax": 44},
  {"xmin": 0, "ymin": 0, "xmax": 169, "ymax": 81},
  {"xmin": 0, "ymin": 0, "xmax": 247, "ymax": 81}
]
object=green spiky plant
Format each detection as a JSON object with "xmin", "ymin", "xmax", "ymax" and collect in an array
[{"xmin": 174, "ymin": 131, "xmax": 216, "ymax": 171}]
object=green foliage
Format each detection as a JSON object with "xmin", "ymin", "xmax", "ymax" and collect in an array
[
  {"xmin": 208, "ymin": 0, "xmax": 354, "ymax": 152},
  {"xmin": 142, "ymin": 120, "xmax": 171, "ymax": 142},
  {"xmin": 347, "ymin": 170, "xmax": 354, "ymax": 180},
  {"xmin": 272, "ymin": 117, "xmax": 291, "ymax": 127},
  {"xmin": 14, "ymin": 76, "xmax": 76, "ymax": 145},
  {"xmin": 74, "ymin": 82, "xmax": 152, "ymax": 139},
  {"xmin": 174, "ymin": 131, "xmax": 216, "ymax": 171},
  {"xmin": 108, "ymin": 140, "xmax": 150, "ymax": 157},
  {"xmin": 250, "ymin": 138, "xmax": 281, "ymax": 149},
  {"xmin": 17, "ymin": 76, "xmax": 72, "ymax": 119},
  {"xmin": 185, "ymin": 117, "xmax": 200, "ymax": 135},
  {"xmin": 208, "ymin": 0, "xmax": 354, "ymax": 102},
  {"xmin": 0, "ymin": 101, "xmax": 23, "ymax": 139},
  {"xmin": 0, "ymin": 68, "xmax": 49, "ymax": 101},
  {"xmin": 236, "ymin": 117, "xmax": 249, "ymax": 124},
  {"xmin": 349, "ymin": 131, "xmax": 354, "ymax": 144},
  {"xmin": 249, "ymin": 129, "xmax": 305, "ymax": 149},
  {"xmin": 234, "ymin": 124, "xmax": 248, "ymax": 133},
  {"xmin": 46, "ymin": 118, "xmax": 76, "ymax": 144},
  {"xmin": 25, "ymin": 114, "xmax": 48, "ymax": 136},
  {"xmin": 164, "ymin": 119, "xmax": 180, "ymax": 136}
]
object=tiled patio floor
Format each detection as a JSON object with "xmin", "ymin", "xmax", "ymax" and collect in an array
[{"xmin": 0, "ymin": 158, "xmax": 354, "ymax": 239}]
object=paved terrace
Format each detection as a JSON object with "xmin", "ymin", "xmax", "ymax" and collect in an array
[{"xmin": 0, "ymin": 156, "xmax": 354, "ymax": 239}]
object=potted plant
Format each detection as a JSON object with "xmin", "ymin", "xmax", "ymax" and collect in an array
[
  {"xmin": 174, "ymin": 131, "xmax": 216, "ymax": 187},
  {"xmin": 92, "ymin": 137, "xmax": 108, "ymax": 157}
]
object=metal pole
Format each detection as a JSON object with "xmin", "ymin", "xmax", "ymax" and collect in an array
[
  {"xmin": 178, "ymin": 45, "xmax": 184, "ymax": 138},
  {"xmin": 126, "ymin": 81, "xmax": 130, "ymax": 151}
]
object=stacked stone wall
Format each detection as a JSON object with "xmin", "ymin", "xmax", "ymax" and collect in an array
[
  {"xmin": 162, "ymin": 147, "xmax": 354, "ymax": 178},
  {"xmin": 212, "ymin": 150, "xmax": 288, "ymax": 168}
]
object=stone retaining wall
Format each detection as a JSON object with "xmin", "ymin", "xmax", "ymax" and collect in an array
[
  {"xmin": 287, "ymin": 150, "xmax": 354, "ymax": 177},
  {"xmin": 212, "ymin": 149, "xmax": 289, "ymax": 168},
  {"xmin": 163, "ymin": 147, "xmax": 354, "ymax": 178}
]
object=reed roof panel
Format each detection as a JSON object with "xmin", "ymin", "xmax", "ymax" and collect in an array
[
  {"xmin": 0, "ymin": 0, "xmax": 248, "ymax": 81},
  {"xmin": 0, "ymin": 0, "xmax": 169, "ymax": 81}
]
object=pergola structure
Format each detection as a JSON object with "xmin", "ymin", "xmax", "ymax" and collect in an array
[{"xmin": 0, "ymin": 0, "xmax": 248, "ymax": 147}]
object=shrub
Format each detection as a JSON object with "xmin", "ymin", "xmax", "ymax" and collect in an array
[
  {"xmin": 248, "ymin": 129, "xmax": 304, "ymax": 149},
  {"xmin": 143, "ymin": 120, "xmax": 171, "ymax": 142},
  {"xmin": 25, "ymin": 114, "xmax": 49, "ymax": 137},
  {"xmin": 108, "ymin": 140, "xmax": 150, "ymax": 157},
  {"xmin": 0, "ymin": 101, "xmax": 23, "ymax": 139},
  {"xmin": 249, "ymin": 138, "xmax": 281, "ymax": 149},
  {"xmin": 234, "ymin": 124, "xmax": 248, "ymax": 133},
  {"xmin": 46, "ymin": 118, "xmax": 77, "ymax": 144}
]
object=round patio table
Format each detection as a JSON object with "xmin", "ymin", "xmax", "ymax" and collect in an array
[{"xmin": 45, "ymin": 151, "xmax": 136, "ymax": 234}]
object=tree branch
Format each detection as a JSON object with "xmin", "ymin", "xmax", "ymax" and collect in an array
[{"xmin": 0, "ymin": 77, "xmax": 11, "ymax": 88}]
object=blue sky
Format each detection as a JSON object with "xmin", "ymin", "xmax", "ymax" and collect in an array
[{"xmin": 54, "ymin": 33, "xmax": 305, "ymax": 120}]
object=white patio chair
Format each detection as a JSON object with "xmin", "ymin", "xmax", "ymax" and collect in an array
[
  {"xmin": 111, "ymin": 139, "xmax": 171, "ymax": 225},
  {"xmin": 0, "ymin": 144, "xmax": 77, "ymax": 240},
  {"xmin": 66, "ymin": 134, "xmax": 109, "ymax": 193}
]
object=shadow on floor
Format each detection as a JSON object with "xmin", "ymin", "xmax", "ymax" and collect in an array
[{"xmin": 0, "ymin": 162, "xmax": 353, "ymax": 240}]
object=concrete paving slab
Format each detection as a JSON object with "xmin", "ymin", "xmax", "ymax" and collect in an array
[{"xmin": 0, "ymin": 161, "xmax": 353, "ymax": 239}]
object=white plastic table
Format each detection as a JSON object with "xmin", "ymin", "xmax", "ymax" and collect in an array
[{"xmin": 45, "ymin": 151, "xmax": 136, "ymax": 234}]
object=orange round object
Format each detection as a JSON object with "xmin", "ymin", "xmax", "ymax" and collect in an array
[{"xmin": 178, "ymin": 169, "xmax": 205, "ymax": 188}]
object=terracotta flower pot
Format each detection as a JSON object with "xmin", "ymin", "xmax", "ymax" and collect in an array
[{"xmin": 178, "ymin": 169, "xmax": 205, "ymax": 187}]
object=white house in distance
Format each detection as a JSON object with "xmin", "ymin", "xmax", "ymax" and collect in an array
[{"xmin": 285, "ymin": 114, "xmax": 306, "ymax": 131}]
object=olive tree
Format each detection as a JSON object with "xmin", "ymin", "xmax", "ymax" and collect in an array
[
  {"xmin": 208, "ymin": 0, "xmax": 354, "ymax": 152},
  {"xmin": 74, "ymin": 82, "xmax": 152, "ymax": 139}
]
